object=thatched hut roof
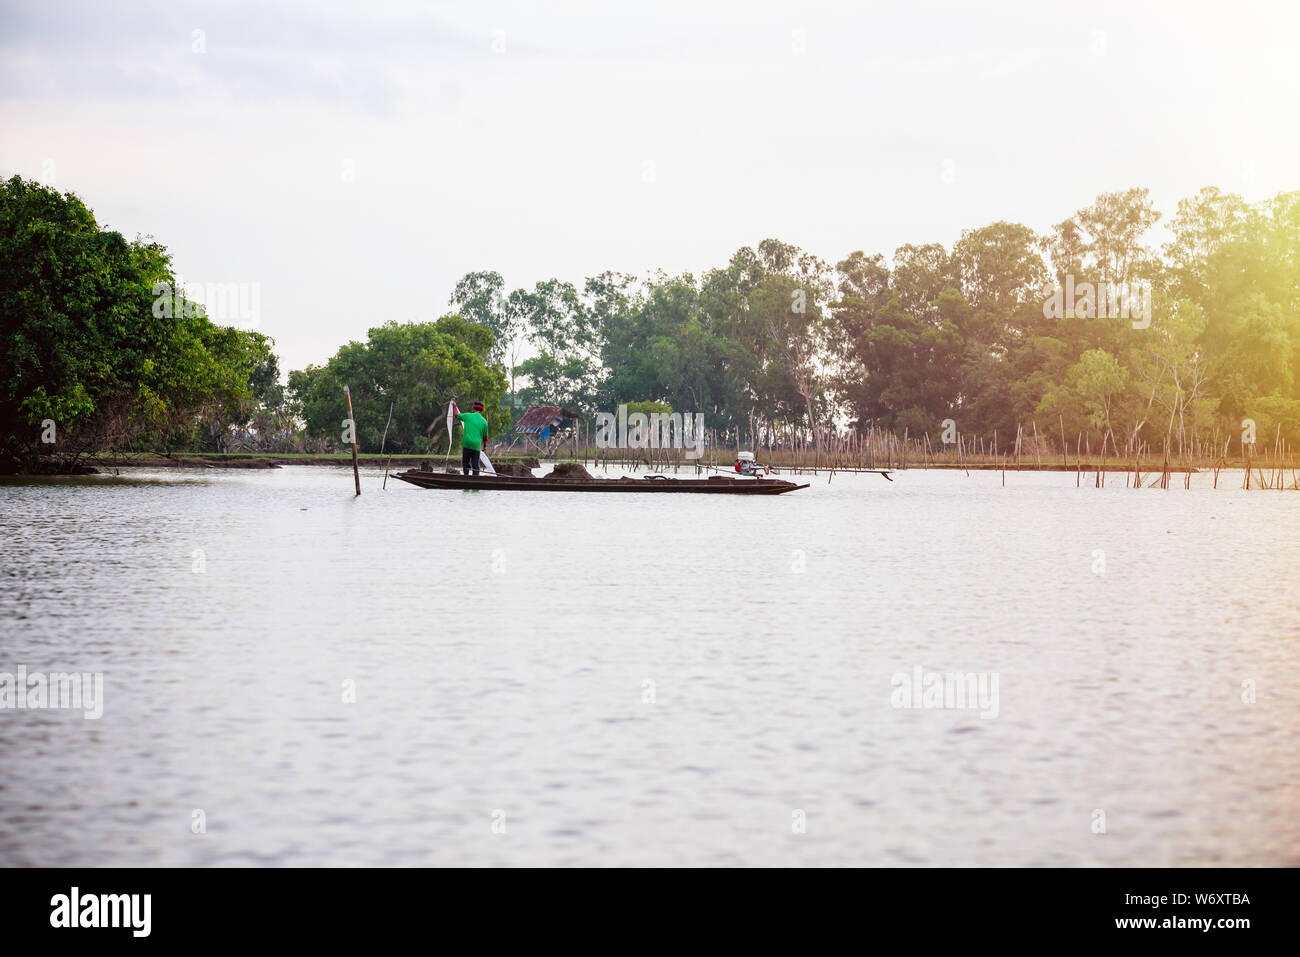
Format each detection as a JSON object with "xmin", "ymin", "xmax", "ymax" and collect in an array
[{"xmin": 516, "ymin": 406, "xmax": 585, "ymax": 434}]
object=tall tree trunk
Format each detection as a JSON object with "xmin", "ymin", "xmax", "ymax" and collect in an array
[{"xmin": 796, "ymin": 368, "xmax": 816, "ymax": 448}]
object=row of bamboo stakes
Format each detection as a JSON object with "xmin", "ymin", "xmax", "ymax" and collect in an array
[{"xmin": 555, "ymin": 419, "xmax": 1299, "ymax": 490}]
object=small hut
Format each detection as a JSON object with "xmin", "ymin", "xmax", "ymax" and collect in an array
[{"xmin": 516, "ymin": 405, "xmax": 585, "ymax": 453}]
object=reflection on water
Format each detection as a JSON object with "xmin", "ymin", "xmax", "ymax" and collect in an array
[{"xmin": 1, "ymin": 465, "xmax": 1298, "ymax": 866}]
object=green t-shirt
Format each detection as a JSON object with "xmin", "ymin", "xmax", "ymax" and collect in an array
[{"xmin": 456, "ymin": 411, "xmax": 489, "ymax": 451}]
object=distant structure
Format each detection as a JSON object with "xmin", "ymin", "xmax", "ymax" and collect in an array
[{"xmin": 516, "ymin": 405, "xmax": 585, "ymax": 453}]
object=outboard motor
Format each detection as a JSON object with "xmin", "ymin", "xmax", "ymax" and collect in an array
[{"xmin": 733, "ymin": 451, "xmax": 769, "ymax": 476}]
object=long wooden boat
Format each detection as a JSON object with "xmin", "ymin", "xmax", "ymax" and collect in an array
[{"xmin": 393, "ymin": 470, "xmax": 809, "ymax": 495}]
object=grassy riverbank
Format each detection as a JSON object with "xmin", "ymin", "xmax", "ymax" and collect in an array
[{"xmin": 84, "ymin": 452, "xmax": 541, "ymax": 470}]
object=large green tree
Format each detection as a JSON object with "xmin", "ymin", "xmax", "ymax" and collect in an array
[
  {"xmin": 506, "ymin": 278, "xmax": 603, "ymax": 414},
  {"xmin": 0, "ymin": 176, "xmax": 272, "ymax": 472},
  {"xmin": 448, "ymin": 269, "xmax": 522, "ymax": 376},
  {"xmin": 832, "ymin": 245, "xmax": 964, "ymax": 435},
  {"xmin": 287, "ymin": 316, "xmax": 505, "ymax": 453}
]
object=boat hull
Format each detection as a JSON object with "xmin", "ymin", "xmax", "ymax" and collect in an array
[{"xmin": 393, "ymin": 470, "xmax": 808, "ymax": 495}]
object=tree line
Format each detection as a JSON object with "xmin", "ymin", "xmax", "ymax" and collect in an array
[
  {"xmin": 4, "ymin": 176, "xmax": 1296, "ymax": 469},
  {"xmin": 444, "ymin": 185, "xmax": 1299, "ymax": 459}
]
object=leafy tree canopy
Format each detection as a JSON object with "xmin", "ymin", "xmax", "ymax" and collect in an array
[
  {"xmin": 287, "ymin": 317, "xmax": 506, "ymax": 454},
  {"xmin": 0, "ymin": 176, "xmax": 271, "ymax": 472}
]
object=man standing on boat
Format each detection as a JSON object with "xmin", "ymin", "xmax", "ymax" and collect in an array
[{"xmin": 452, "ymin": 401, "xmax": 489, "ymax": 475}]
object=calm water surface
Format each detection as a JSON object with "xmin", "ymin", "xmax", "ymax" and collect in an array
[{"xmin": 1, "ymin": 465, "xmax": 1298, "ymax": 866}]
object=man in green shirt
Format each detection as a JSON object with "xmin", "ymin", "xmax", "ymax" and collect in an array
[{"xmin": 452, "ymin": 401, "xmax": 489, "ymax": 475}]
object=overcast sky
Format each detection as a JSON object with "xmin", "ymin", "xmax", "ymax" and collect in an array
[{"xmin": 2, "ymin": 0, "xmax": 1298, "ymax": 373}]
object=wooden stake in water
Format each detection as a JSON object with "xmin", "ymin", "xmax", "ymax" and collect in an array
[
  {"xmin": 344, "ymin": 385, "xmax": 361, "ymax": 496},
  {"xmin": 380, "ymin": 401, "xmax": 394, "ymax": 490}
]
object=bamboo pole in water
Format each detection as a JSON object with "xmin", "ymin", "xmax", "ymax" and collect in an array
[
  {"xmin": 379, "ymin": 400, "xmax": 394, "ymax": 489},
  {"xmin": 1275, "ymin": 425, "xmax": 1283, "ymax": 492},
  {"xmin": 343, "ymin": 385, "xmax": 361, "ymax": 496}
]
